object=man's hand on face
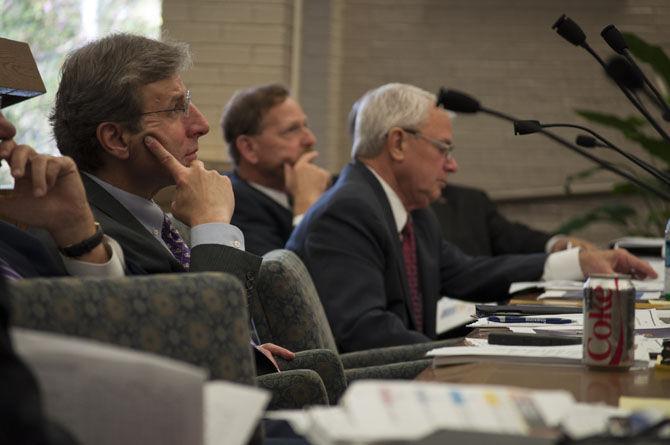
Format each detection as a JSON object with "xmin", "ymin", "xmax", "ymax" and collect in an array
[
  {"xmin": 144, "ymin": 136, "xmax": 235, "ymax": 226},
  {"xmin": 578, "ymin": 248, "xmax": 658, "ymax": 280},
  {"xmin": 284, "ymin": 151, "xmax": 332, "ymax": 216}
]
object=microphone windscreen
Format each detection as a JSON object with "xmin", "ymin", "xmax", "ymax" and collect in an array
[
  {"xmin": 513, "ymin": 120, "xmax": 542, "ymax": 135},
  {"xmin": 436, "ymin": 88, "xmax": 480, "ymax": 113},
  {"xmin": 601, "ymin": 25, "xmax": 628, "ymax": 55},
  {"xmin": 605, "ymin": 56, "xmax": 644, "ymax": 90},
  {"xmin": 575, "ymin": 134, "xmax": 598, "ymax": 147},
  {"xmin": 552, "ymin": 14, "xmax": 586, "ymax": 46}
]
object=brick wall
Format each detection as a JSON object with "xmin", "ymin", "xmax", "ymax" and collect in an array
[
  {"xmin": 162, "ymin": 0, "xmax": 294, "ymax": 167},
  {"xmin": 162, "ymin": 0, "xmax": 670, "ymax": 243}
]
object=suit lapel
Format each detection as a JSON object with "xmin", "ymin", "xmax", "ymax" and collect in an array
[
  {"xmin": 82, "ymin": 174, "xmax": 182, "ymax": 271},
  {"xmin": 350, "ymin": 161, "xmax": 420, "ymax": 331}
]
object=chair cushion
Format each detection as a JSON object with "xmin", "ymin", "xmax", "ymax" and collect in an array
[{"xmin": 256, "ymin": 250, "xmax": 338, "ymax": 352}]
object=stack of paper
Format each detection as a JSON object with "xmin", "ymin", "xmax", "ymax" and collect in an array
[{"xmin": 269, "ymin": 380, "xmax": 574, "ymax": 445}]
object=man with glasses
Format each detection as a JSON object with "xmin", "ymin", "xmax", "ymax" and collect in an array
[
  {"xmin": 287, "ymin": 83, "xmax": 656, "ymax": 352},
  {"xmin": 221, "ymin": 84, "xmax": 332, "ymax": 255},
  {"xmin": 49, "ymin": 34, "xmax": 305, "ymax": 372}
]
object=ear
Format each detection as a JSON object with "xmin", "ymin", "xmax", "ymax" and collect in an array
[
  {"xmin": 96, "ymin": 122, "xmax": 130, "ymax": 160},
  {"xmin": 235, "ymin": 135, "xmax": 259, "ymax": 164},
  {"xmin": 387, "ymin": 127, "xmax": 406, "ymax": 162}
]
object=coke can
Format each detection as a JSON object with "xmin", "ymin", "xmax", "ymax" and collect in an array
[{"xmin": 583, "ymin": 274, "xmax": 635, "ymax": 369}]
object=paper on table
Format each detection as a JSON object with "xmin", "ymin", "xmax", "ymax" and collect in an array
[
  {"xmin": 270, "ymin": 380, "xmax": 576, "ymax": 445},
  {"xmin": 619, "ymin": 396, "xmax": 670, "ymax": 416},
  {"xmin": 435, "ymin": 297, "xmax": 477, "ymax": 335},
  {"xmin": 205, "ymin": 381, "xmax": 270, "ymax": 445},
  {"xmin": 428, "ymin": 337, "xmax": 652, "ymax": 367}
]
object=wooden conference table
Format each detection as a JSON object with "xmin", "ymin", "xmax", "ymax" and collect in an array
[{"xmin": 416, "ymin": 296, "xmax": 670, "ymax": 406}]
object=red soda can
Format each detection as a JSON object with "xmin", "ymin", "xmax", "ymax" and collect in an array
[{"xmin": 583, "ymin": 274, "xmax": 635, "ymax": 369}]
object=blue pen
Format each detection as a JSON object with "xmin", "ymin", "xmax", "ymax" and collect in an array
[{"xmin": 488, "ymin": 316, "xmax": 573, "ymax": 324}]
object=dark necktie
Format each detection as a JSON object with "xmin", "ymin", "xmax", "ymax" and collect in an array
[
  {"xmin": 161, "ymin": 214, "xmax": 191, "ymax": 270},
  {"xmin": 0, "ymin": 257, "xmax": 22, "ymax": 280},
  {"xmin": 401, "ymin": 217, "xmax": 423, "ymax": 332}
]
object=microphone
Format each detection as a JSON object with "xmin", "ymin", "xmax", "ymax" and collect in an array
[
  {"xmin": 435, "ymin": 88, "xmax": 670, "ymax": 201},
  {"xmin": 575, "ymin": 135, "xmax": 598, "ymax": 148},
  {"xmin": 552, "ymin": 15, "xmax": 670, "ymax": 143},
  {"xmin": 601, "ymin": 24, "xmax": 670, "ymax": 120},
  {"xmin": 513, "ymin": 119, "xmax": 670, "ymax": 186}
]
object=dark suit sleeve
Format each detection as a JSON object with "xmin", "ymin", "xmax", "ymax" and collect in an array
[
  {"xmin": 437, "ymin": 240, "xmax": 548, "ymax": 300},
  {"xmin": 291, "ymin": 197, "xmax": 430, "ymax": 352},
  {"xmin": 484, "ymin": 196, "xmax": 552, "ymax": 255},
  {"xmin": 190, "ymin": 244, "xmax": 262, "ymax": 296}
]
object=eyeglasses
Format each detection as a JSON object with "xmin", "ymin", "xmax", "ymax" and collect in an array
[
  {"xmin": 402, "ymin": 127, "xmax": 455, "ymax": 160},
  {"xmin": 140, "ymin": 90, "xmax": 191, "ymax": 118}
]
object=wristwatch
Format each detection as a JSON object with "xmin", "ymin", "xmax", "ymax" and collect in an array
[{"xmin": 58, "ymin": 222, "xmax": 105, "ymax": 258}]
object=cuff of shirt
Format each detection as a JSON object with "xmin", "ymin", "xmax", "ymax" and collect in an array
[
  {"xmin": 545, "ymin": 234, "xmax": 567, "ymax": 253},
  {"xmin": 191, "ymin": 223, "xmax": 246, "ymax": 251},
  {"xmin": 542, "ymin": 247, "xmax": 583, "ymax": 281},
  {"xmin": 292, "ymin": 213, "xmax": 305, "ymax": 227},
  {"xmin": 60, "ymin": 236, "xmax": 126, "ymax": 277}
]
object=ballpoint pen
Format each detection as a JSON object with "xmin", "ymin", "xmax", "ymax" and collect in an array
[{"xmin": 487, "ymin": 316, "xmax": 573, "ymax": 324}]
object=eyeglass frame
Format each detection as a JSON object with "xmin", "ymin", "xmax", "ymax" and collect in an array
[
  {"xmin": 401, "ymin": 127, "xmax": 455, "ymax": 160},
  {"xmin": 139, "ymin": 90, "xmax": 191, "ymax": 118}
]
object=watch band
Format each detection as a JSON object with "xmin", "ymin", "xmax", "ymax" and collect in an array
[{"xmin": 58, "ymin": 222, "xmax": 105, "ymax": 258}]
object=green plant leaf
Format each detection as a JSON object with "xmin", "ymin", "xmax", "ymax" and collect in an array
[{"xmin": 622, "ymin": 32, "xmax": 670, "ymax": 94}]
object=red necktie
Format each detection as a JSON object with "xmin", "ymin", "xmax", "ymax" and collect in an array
[{"xmin": 401, "ymin": 217, "xmax": 423, "ymax": 332}]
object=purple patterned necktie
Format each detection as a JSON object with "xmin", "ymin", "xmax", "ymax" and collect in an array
[
  {"xmin": 0, "ymin": 257, "xmax": 22, "ymax": 280},
  {"xmin": 401, "ymin": 217, "xmax": 423, "ymax": 332},
  {"xmin": 161, "ymin": 214, "xmax": 191, "ymax": 270}
]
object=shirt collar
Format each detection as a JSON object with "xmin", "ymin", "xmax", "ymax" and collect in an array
[
  {"xmin": 364, "ymin": 165, "xmax": 408, "ymax": 234},
  {"xmin": 248, "ymin": 181, "xmax": 291, "ymax": 210},
  {"xmin": 85, "ymin": 173, "xmax": 165, "ymax": 237}
]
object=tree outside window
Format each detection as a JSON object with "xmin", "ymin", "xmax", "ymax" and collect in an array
[{"xmin": 1, "ymin": 0, "xmax": 161, "ymax": 186}]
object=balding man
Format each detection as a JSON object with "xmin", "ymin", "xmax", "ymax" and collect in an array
[{"xmin": 288, "ymin": 83, "xmax": 655, "ymax": 352}]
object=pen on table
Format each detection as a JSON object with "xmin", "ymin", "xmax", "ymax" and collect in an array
[{"xmin": 487, "ymin": 316, "xmax": 573, "ymax": 324}]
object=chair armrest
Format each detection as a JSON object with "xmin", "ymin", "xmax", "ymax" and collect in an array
[
  {"xmin": 344, "ymin": 359, "xmax": 432, "ymax": 384},
  {"xmin": 9, "ymin": 273, "xmax": 257, "ymax": 385},
  {"xmin": 278, "ymin": 349, "xmax": 347, "ymax": 404},
  {"xmin": 257, "ymin": 369, "xmax": 328, "ymax": 410},
  {"xmin": 339, "ymin": 338, "xmax": 463, "ymax": 368}
]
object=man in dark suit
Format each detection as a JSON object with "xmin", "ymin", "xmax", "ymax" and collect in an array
[
  {"xmin": 432, "ymin": 184, "xmax": 596, "ymax": 256},
  {"xmin": 221, "ymin": 84, "xmax": 332, "ymax": 255},
  {"xmin": 287, "ymin": 83, "xmax": 656, "ymax": 353},
  {"xmin": 0, "ymin": 112, "xmax": 125, "ymax": 278},
  {"xmin": 49, "ymin": 34, "xmax": 295, "ymax": 369}
]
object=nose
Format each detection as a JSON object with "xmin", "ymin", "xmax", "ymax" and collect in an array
[
  {"xmin": 303, "ymin": 127, "xmax": 317, "ymax": 148},
  {"xmin": 187, "ymin": 103, "xmax": 210, "ymax": 138},
  {"xmin": 444, "ymin": 155, "xmax": 458, "ymax": 173}
]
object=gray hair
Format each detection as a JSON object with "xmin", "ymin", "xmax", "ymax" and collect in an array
[
  {"xmin": 51, "ymin": 33, "xmax": 192, "ymax": 172},
  {"xmin": 351, "ymin": 83, "xmax": 435, "ymax": 159}
]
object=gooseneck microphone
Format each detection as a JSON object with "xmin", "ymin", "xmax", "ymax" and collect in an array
[
  {"xmin": 601, "ymin": 24, "xmax": 670, "ymax": 120},
  {"xmin": 605, "ymin": 56, "xmax": 670, "ymax": 120},
  {"xmin": 436, "ymin": 88, "xmax": 670, "ymax": 201},
  {"xmin": 552, "ymin": 15, "xmax": 670, "ymax": 143},
  {"xmin": 513, "ymin": 119, "xmax": 670, "ymax": 186}
]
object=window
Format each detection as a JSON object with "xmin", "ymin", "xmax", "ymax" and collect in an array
[{"xmin": 1, "ymin": 0, "xmax": 161, "ymax": 186}]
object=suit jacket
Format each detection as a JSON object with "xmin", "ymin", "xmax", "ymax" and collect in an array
[
  {"xmin": 227, "ymin": 171, "xmax": 293, "ymax": 256},
  {"xmin": 287, "ymin": 161, "xmax": 547, "ymax": 352},
  {"xmin": 82, "ymin": 175, "xmax": 261, "ymax": 294},
  {"xmin": 0, "ymin": 222, "xmax": 66, "ymax": 278},
  {"xmin": 431, "ymin": 184, "xmax": 551, "ymax": 256}
]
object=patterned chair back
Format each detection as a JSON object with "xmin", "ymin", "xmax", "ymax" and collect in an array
[
  {"xmin": 9, "ymin": 273, "xmax": 257, "ymax": 386},
  {"xmin": 254, "ymin": 249, "xmax": 339, "ymax": 353}
]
